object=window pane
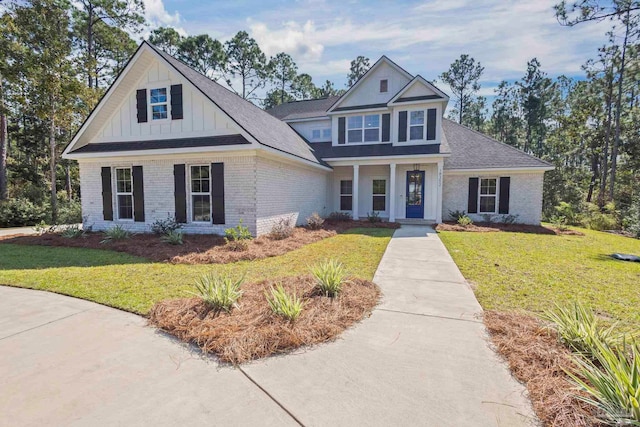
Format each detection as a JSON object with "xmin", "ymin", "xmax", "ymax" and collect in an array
[
  {"xmin": 410, "ymin": 111, "xmax": 424, "ymax": 125},
  {"xmin": 199, "ymin": 166, "xmax": 210, "ymax": 179},
  {"xmin": 340, "ymin": 180, "xmax": 352, "ymax": 195},
  {"xmin": 322, "ymin": 128, "xmax": 331, "ymax": 139},
  {"xmin": 364, "ymin": 128, "xmax": 379, "ymax": 142},
  {"xmin": 347, "ymin": 116, "xmax": 362, "ymax": 129},
  {"xmin": 348, "ymin": 129, "xmax": 362, "ymax": 143},
  {"xmin": 373, "ymin": 179, "xmax": 386, "ymax": 195},
  {"xmin": 373, "ymin": 195, "xmax": 386, "ymax": 211},
  {"xmin": 192, "ymin": 195, "xmax": 211, "ymax": 222},
  {"xmin": 480, "ymin": 178, "xmax": 497, "ymax": 195},
  {"xmin": 201, "ymin": 178, "xmax": 210, "ymax": 193},
  {"xmin": 152, "ymin": 105, "xmax": 167, "ymax": 120},
  {"xmin": 116, "ymin": 169, "xmax": 131, "ymax": 193},
  {"xmin": 364, "ymin": 115, "xmax": 379, "ymax": 128},
  {"xmin": 150, "ymin": 88, "xmax": 167, "ymax": 103},
  {"xmin": 118, "ymin": 195, "xmax": 133, "ymax": 219},
  {"xmin": 410, "ymin": 125, "xmax": 424, "ymax": 140},
  {"xmin": 311, "ymin": 129, "xmax": 321, "ymax": 139},
  {"xmin": 340, "ymin": 195, "xmax": 352, "ymax": 211},
  {"xmin": 480, "ymin": 196, "xmax": 496, "ymax": 213}
]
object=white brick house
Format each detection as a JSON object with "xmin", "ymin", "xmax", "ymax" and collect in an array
[{"xmin": 63, "ymin": 42, "xmax": 552, "ymax": 236}]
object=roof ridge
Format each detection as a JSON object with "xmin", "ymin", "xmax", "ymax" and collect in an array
[{"xmin": 442, "ymin": 118, "xmax": 553, "ymax": 167}]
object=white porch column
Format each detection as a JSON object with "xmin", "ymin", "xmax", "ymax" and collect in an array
[
  {"xmin": 436, "ymin": 160, "xmax": 444, "ymax": 223},
  {"xmin": 352, "ymin": 164, "xmax": 360, "ymax": 220},
  {"xmin": 389, "ymin": 163, "xmax": 397, "ymax": 222}
]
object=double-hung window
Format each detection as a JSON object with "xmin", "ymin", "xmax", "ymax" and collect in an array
[
  {"xmin": 347, "ymin": 114, "xmax": 380, "ymax": 143},
  {"xmin": 372, "ymin": 179, "xmax": 386, "ymax": 211},
  {"xmin": 409, "ymin": 111, "xmax": 425, "ymax": 140},
  {"xmin": 340, "ymin": 180, "xmax": 353, "ymax": 211},
  {"xmin": 191, "ymin": 165, "xmax": 211, "ymax": 222},
  {"xmin": 115, "ymin": 167, "xmax": 133, "ymax": 220},
  {"xmin": 150, "ymin": 88, "xmax": 168, "ymax": 120},
  {"xmin": 479, "ymin": 178, "xmax": 497, "ymax": 213}
]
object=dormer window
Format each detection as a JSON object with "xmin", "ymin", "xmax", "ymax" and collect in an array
[
  {"xmin": 380, "ymin": 79, "xmax": 388, "ymax": 93},
  {"xmin": 150, "ymin": 88, "xmax": 168, "ymax": 120}
]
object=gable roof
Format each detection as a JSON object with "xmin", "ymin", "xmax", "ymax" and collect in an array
[
  {"xmin": 327, "ymin": 56, "xmax": 413, "ymax": 113},
  {"xmin": 442, "ymin": 119, "xmax": 552, "ymax": 170},
  {"xmin": 267, "ymin": 96, "xmax": 339, "ymax": 121},
  {"xmin": 388, "ymin": 75, "xmax": 449, "ymax": 104},
  {"xmin": 64, "ymin": 42, "xmax": 323, "ymax": 167}
]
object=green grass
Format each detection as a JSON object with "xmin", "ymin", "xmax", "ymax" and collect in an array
[
  {"xmin": 439, "ymin": 227, "xmax": 640, "ymax": 329},
  {"xmin": 0, "ymin": 228, "xmax": 393, "ymax": 315}
]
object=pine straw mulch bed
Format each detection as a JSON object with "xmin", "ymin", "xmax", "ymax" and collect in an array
[
  {"xmin": 484, "ymin": 311, "xmax": 602, "ymax": 427},
  {"xmin": 148, "ymin": 275, "xmax": 380, "ymax": 364},
  {"xmin": 0, "ymin": 220, "xmax": 399, "ymax": 264},
  {"xmin": 436, "ymin": 221, "xmax": 584, "ymax": 236}
]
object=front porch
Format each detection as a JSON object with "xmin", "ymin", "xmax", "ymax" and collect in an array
[{"xmin": 327, "ymin": 158, "xmax": 444, "ymax": 223}]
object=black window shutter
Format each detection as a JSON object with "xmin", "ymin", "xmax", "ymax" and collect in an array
[
  {"xmin": 468, "ymin": 177, "xmax": 479, "ymax": 214},
  {"xmin": 499, "ymin": 177, "xmax": 511, "ymax": 214},
  {"xmin": 211, "ymin": 163, "xmax": 225, "ymax": 224},
  {"xmin": 426, "ymin": 108, "xmax": 437, "ymax": 140},
  {"xmin": 173, "ymin": 164, "xmax": 187, "ymax": 223},
  {"xmin": 101, "ymin": 167, "xmax": 113, "ymax": 221},
  {"xmin": 170, "ymin": 84, "xmax": 183, "ymax": 120},
  {"xmin": 338, "ymin": 117, "xmax": 346, "ymax": 144},
  {"xmin": 398, "ymin": 111, "xmax": 407, "ymax": 142},
  {"xmin": 381, "ymin": 113, "xmax": 391, "ymax": 142},
  {"xmin": 132, "ymin": 166, "xmax": 145, "ymax": 222},
  {"xmin": 136, "ymin": 89, "xmax": 147, "ymax": 123}
]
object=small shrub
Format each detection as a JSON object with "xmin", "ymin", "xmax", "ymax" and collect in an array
[
  {"xmin": 367, "ymin": 211, "xmax": 382, "ymax": 223},
  {"xmin": 160, "ymin": 230, "xmax": 183, "ymax": 245},
  {"xmin": 327, "ymin": 211, "xmax": 352, "ymax": 222},
  {"xmin": 310, "ymin": 259, "xmax": 347, "ymax": 297},
  {"xmin": 567, "ymin": 339, "xmax": 640, "ymax": 426},
  {"xmin": 306, "ymin": 212, "xmax": 324, "ymax": 230},
  {"xmin": 57, "ymin": 199, "xmax": 82, "ymax": 224},
  {"xmin": 191, "ymin": 273, "xmax": 244, "ymax": 312},
  {"xmin": 151, "ymin": 216, "xmax": 182, "ymax": 235},
  {"xmin": 100, "ymin": 225, "xmax": 131, "ymax": 244},
  {"xmin": 457, "ymin": 215, "xmax": 473, "ymax": 227},
  {"xmin": 0, "ymin": 198, "xmax": 47, "ymax": 227},
  {"xmin": 269, "ymin": 216, "xmax": 294, "ymax": 240},
  {"xmin": 541, "ymin": 302, "xmax": 626, "ymax": 359},
  {"xmin": 554, "ymin": 201, "xmax": 582, "ymax": 226},
  {"xmin": 448, "ymin": 210, "xmax": 467, "ymax": 221},
  {"xmin": 582, "ymin": 202, "xmax": 619, "ymax": 231},
  {"xmin": 550, "ymin": 215, "xmax": 569, "ymax": 231},
  {"xmin": 224, "ymin": 219, "xmax": 252, "ymax": 241},
  {"xmin": 60, "ymin": 224, "xmax": 84, "ymax": 239},
  {"xmin": 501, "ymin": 214, "xmax": 519, "ymax": 224},
  {"xmin": 266, "ymin": 283, "xmax": 304, "ymax": 321}
]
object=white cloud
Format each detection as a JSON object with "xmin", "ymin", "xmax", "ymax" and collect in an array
[
  {"xmin": 249, "ymin": 19, "xmax": 324, "ymax": 61},
  {"xmin": 144, "ymin": 0, "xmax": 181, "ymax": 27}
]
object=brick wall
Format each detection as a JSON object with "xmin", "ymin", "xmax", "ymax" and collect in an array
[{"xmin": 442, "ymin": 172, "xmax": 545, "ymax": 225}]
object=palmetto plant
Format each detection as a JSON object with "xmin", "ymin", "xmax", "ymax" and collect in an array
[
  {"xmin": 266, "ymin": 283, "xmax": 304, "ymax": 321},
  {"xmin": 100, "ymin": 225, "xmax": 131, "ymax": 243},
  {"xmin": 60, "ymin": 224, "xmax": 83, "ymax": 239},
  {"xmin": 191, "ymin": 273, "xmax": 244, "ymax": 312},
  {"xmin": 310, "ymin": 259, "xmax": 347, "ymax": 297},
  {"xmin": 160, "ymin": 229, "xmax": 183, "ymax": 245}
]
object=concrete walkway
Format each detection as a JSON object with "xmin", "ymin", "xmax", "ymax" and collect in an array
[
  {"xmin": 0, "ymin": 225, "xmax": 536, "ymax": 426},
  {"xmin": 0, "ymin": 226, "xmax": 38, "ymax": 237}
]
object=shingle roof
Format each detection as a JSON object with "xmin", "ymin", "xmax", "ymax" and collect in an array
[
  {"xmin": 70, "ymin": 135, "xmax": 250, "ymax": 154},
  {"xmin": 308, "ymin": 141, "xmax": 442, "ymax": 159},
  {"xmin": 147, "ymin": 42, "xmax": 322, "ymax": 165},
  {"xmin": 442, "ymin": 119, "xmax": 552, "ymax": 170},
  {"xmin": 266, "ymin": 96, "xmax": 340, "ymax": 120}
]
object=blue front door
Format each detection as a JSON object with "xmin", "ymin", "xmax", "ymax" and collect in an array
[{"xmin": 406, "ymin": 171, "xmax": 425, "ymax": 218}]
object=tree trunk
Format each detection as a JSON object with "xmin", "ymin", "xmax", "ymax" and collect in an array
[
  {"xmin": 65, "ymin": 162, "xmax": 72, "ymax": 200},
  {"xmin": 87, "ymin": 3, "xmax": 94, "ymax": 89},
  {"xmin": 599, "ymin": 69, "xmax": 614, "ymax": 206},
  {"xmin": 49, "ymin": 112, "xmax": 57, "ymax": 224},
  {"xmin": 0, "ymin": 73, "xmax": 8, "ymax": 201},
  {"xmin": 586, "ymin": 153, "xmax": 599, "ymax": 203},
  {"xmin": 609, "ymin": 8, "xmax": 630, "ymax": 201}
]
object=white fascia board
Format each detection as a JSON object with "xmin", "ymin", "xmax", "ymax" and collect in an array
[
  {"xmin": 65, "ymin": 144, "xmax": 258, "ymax": 161},
  {"xmin": 283, "ymin": 116, "xmax": 330, "ymax": 123},
  {"xmin": 444, "ymin": 166, "xmax": 555, "ymax": 175},
  {"xmin": 326, "ymin": 154, "xmax": 448, "ymax": 167},
  {"xmin": 327, "ymin": 107, "xmax": 389, "ymax": 116}
]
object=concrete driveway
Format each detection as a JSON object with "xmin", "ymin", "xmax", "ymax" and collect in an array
[{"xmin": 0, "ymin": 225, "xmax": 535, "ymax": 426}]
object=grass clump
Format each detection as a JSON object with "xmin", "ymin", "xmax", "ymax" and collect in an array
[
  {"xmin": 191, "ymin": 272, "xmax": 244, "ymax": 312},
  {"xmin": 542, "ymin": 302, "xmax": 626, "ymax": 359},
  {"xmin": 310, "ymin": 259, "xmax": 347, "ymax": 297},
  {"xmin": 100, "ymin": 225, "xmax": 131, "ymax": 243},
  {"xmin": 160, "ymin": 230, "xmax": 183, "ymax": 245},
  {"xmin": 266, "ymin": 283, "xmax": 303, "ymax": 321},
  {"xmin": 60, "ymin": 224, "xmax": 84, "ymax": 239}
]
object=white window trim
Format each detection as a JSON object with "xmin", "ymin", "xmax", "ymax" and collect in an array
[
  {"xmin": 340, "ymin": 179, "xmax": 353, "ymax": 211},
  {"xmin": 478, "ymin": 177, "xmax": 499, "ymax": 214},
  {"xmin": 188, "ymin": 164, "xmax": 212, "ymax": 224},
  {"xmin": 346, "ymin": 114, "xmax": 382, "ymax": 144},
  {"xmin": 408, "ymin": 109, "xmax": 426, "ymax": 142},
  {"xmin": 114, "ymin": 167, "xmax": 134, "ymax": 221},
  {"xmin": 372, "ymin": 177, "xmax": 387, "ymax": 213},
  {"xmin": 149, "ymin": 86, "xmax": 170, "ymax": 123}
]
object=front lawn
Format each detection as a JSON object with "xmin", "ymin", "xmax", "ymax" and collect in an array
[
  {"xmin": 0, "ymin": 227, "xmax": 393, "ymax": 315},
  {"xmin": 439, "ymin": 227, "xmax": 640, "ymax": 329}
]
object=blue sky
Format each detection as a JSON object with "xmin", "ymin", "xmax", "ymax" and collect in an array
[{"xmin": 143, "ymin": 0, "xmax": 613, "ymax": 102}]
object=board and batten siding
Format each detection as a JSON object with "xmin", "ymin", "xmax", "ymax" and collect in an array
[
  {"xmin": 78, "ymin": 154, "xmax": 258, "ymax": 235},
  {"xmin": 442, "ymin": 172, "xmax": 544, "ymax": 225},
  {"xmin": 255, "ymin": 156, "xmax": 329, "ymax": 236},
  {"xmin": 336, "ymin": 61, "xmax": 411, "ymax": 109},
  {"xmin": 95, "ymin": 59, "xmax": 239, "ymax": 144}
]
